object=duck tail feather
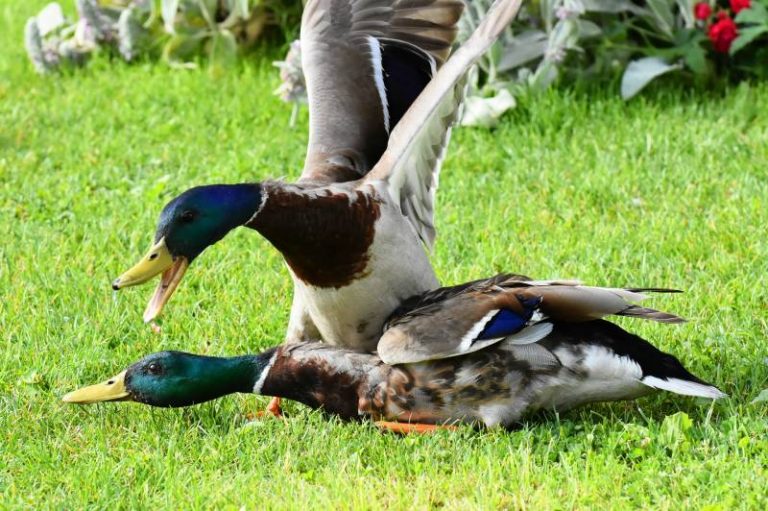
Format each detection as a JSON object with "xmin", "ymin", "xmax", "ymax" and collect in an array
[
  {"xmin": 625, "ymin": 287, "xmax": 683, "ymax": 294},
  {"xmin": 641, "ymin": 375, "xmax": 726, "ymax": 399},
  {"xmin": 617, "ymin": 305, "xmax": 687, "ymax": 324}
]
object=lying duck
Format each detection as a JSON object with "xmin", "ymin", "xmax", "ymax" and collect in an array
[
  {"xmin": 111, "ymin": 0, "xmax": 524, "ymax": 353},
  {"xmin": 65, "ymin": 276, "xmax": 724, "ymax": 431}
]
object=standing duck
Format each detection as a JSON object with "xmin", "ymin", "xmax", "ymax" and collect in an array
[
  {"xmin": 66, "ymin": 276, "xmax": 725, "ymax": 431},
  {"xmin": 111, "ymin": 0, "xmax": 524, "ymax": 350}
]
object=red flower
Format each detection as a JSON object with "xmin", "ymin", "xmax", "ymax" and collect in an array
[
  {"xmin": 708, "ymin": 15, "xmax": 739, "ymax": 53},
  {"xmin": 694, "ymin": 2, "xmax": 712, "ymax": 20},
  {"xmin": 730, "ymin": 0, "xmax": 751, "ymax": 14}
]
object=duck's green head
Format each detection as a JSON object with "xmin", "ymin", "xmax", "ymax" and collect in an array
[
  {"xmin": 62, "ymin": 350, "xmax": 272, "ymax": 408},
  {"xmin": 112, "ymin": 184, "xmax": 263, "ymax": 322}
]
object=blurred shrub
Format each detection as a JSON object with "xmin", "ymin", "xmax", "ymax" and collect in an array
[
  {"xmin": 455, "ymin": 0, "xmax": 768, "ymax": 124},
  {"xmin": 24, "ymin": 0, "xmax": 302, "ymax": 74},
  {"xmin": 25, "ymin": 1, "xmax": 768, "ymax": 125}
]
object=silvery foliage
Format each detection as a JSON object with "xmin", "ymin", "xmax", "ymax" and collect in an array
[
  {"xmin": 458, "ymin": 1, "xmax": 704, "ymax": 107},
  {"xmin": 618, "ymin": 0, "xmax": 697, "ymax": 99},
  {"xmin": 457, "ymin": 0, "xmax": 592, "ymax": 126},
  {"xmin": 25, "ymin": 1, "xmax": 271, "ymax": 73},
  {"xmin": 270, "ymin": 0, "xmax": 752, "ymax": 116},
  {"xmin": 25, "ymin": 1, "xmax": 151, "ymax": 73},
  {"xmin": 25, "ymin": 2, "xmax": 83, "ymax": 73},
  {"xmin": 618, "ymin": 1, "xmax": 768, "ymax": 98},
  {"xmin": 273, "ymin": 39, "xmax": 306, "ymax": 127},
  {"xmin": 620, "ymin": 57, "xmax": 682, "ymax": 99},
  {"xmin": 159, "ymin": 0, "xmax": 267, "ymax": 72},
  {"xmin": 270, "ymin": 0, "xmax": 586, "ymax": 127}
]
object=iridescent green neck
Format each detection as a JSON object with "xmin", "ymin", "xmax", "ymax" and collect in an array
[{"xmin": 125, "ymin": 350, "xmax": 276, "ymax": 407}]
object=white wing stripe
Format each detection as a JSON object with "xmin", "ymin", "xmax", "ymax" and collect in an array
[
  {"xmin": 458, "ymin": 310, "xmax": 498, "ymax": 353},
  {"xmin": 367, "ymin": 36, "xmax": 390, "ymax": 133}
]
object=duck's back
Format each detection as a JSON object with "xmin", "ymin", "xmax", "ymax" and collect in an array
[{"xmin": 373, "ymin": 321, "xmax": 722, "ymax": 427}]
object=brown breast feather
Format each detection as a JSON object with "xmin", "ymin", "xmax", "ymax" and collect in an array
[{"xmin": 249, "ymin": 184, "xmax": 382, "ymax": 288}]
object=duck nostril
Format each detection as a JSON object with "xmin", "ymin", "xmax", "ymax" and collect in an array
[
  {"xmin": 107, "ymin": 380, "xmax": 114, "ymax": 385},
  {"xmin": 148, "ymin": 253, "xmax": 158, "ymax": 261}
]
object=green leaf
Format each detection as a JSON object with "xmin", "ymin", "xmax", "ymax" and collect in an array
[
  {"xmin": 582, "ymin": 0, "xmax": 646, "ymax": 14},
  {"xmin": 540, "ymin": 0, "xmax": 558, "ymax": 32},
  {"xmin": 646, "ymin": 0, "xmax": 676, "ymax": 39},
  {"xmin": 221, "ymin": 0, "xmax": 251, "ymax": 28},
  {"xmin": 460, "ymin": 88, "xmax": 516, "ymax": 128},
  {"xmin": 497, "ymin": 31, "xmax": 547, "ymax": 71},
  {"xmin": 734, "ymin": 3, "xmax": 768, "ymax": 25},
  {"xmin": 529, "ymin": 59, "xmax": 559, "ymax": 90},
  {"xmin": 198, "ymin": 0, "xmax": 219, "ymax": 29},
  {"xmin": 118, "ymin": 7, "xmax": 148, "ymax": 62},
  {"xmin": 24, "ymin": 18, "xmax": 53, "ymax": 74},
  {"xmin": 729, "ymin": 26, "xmax": 768, "ymax": 55},
  {"xmin": 659, "ymin": 411, "xmax": 694, "ymax": 451},
  {"xmin": 230, "ymin": 0, "xmax": 250, "ymax": 19},
  {"xmin": 751, "ymin": 388, "xmax": 768, "ymax": 405},
  {"xmin": 676, "ymin": 0, "xmax": 696, "ymax": 29},
  {"xmin": 161, "ymin": 0, "xmax": 180, "ymax": 33},
  {"xmin": 684, "ymin": 43, "xmax": 707, "ymax": 74},
  {"xmin": 577, "ymin": 19, "xmax": 603, "ymax": 39},
  {"xmin": 621, "ymin": 57, "xmax": 682, "ymax": 99},
  {"xmin": 208, "ymin": 29, "xmax": 238, "ymax": 76},
  {"xmin": 36, "ymin": 2, "xmax": 65, "ymax": 36},
  {"xmin": 162, "ymin": 32, "xmax": 205, "ymax": 63}
]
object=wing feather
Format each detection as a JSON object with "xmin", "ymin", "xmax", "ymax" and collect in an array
[
  {"xmin": 300, "ymin": 0, "xmax": 463, "ymax": 182},
  {"xmin": 364, "ymin": 0, "xmax": 524, "ymax": 246},
  {"xmin": 377, "ymin": 275, "xmax": 685, "ymax": 365}
]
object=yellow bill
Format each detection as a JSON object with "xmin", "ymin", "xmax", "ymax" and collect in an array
[
  {"xmin": 111, "ymin": 237, "xmax": 189, "ymax": 323},
  {"xmin": 62, "ymin": 370, "xmax": 131, "ymax": 404},
  {"xmin": 142, "ymin": 257, "xmax": 189, "ymax": 323},
  {"xmin": 112, "ymin": 237, "xmax": 174, "ymax": 289}
]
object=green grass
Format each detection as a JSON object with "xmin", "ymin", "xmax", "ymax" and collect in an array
[{"xmin": 2, "ymin": 2, "xmax": 768, "ymax": 509}]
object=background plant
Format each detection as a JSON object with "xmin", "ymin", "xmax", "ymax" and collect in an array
[
  {"xmin": 269, "ymin": 0, "xmax": 768, "ymax": 127},
  {"xmin": 24, "ymin": 0, "xmax": 302, "ymax": 74},
  {"xmin": 26, "ymin": 1, "xmax": 768, "ymax": 120},
  {"xmin": 455, "ymin": 0, "xmax": 768, "ymax": 124}
]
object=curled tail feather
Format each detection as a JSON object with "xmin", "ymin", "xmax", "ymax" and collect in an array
[
  {"xmin": 625, "ymin": 287, "xmax": 683, "ymax": 294},
  {"xmin": 617, "ymin": 305, "xmax": 686, "ymax": 324}
]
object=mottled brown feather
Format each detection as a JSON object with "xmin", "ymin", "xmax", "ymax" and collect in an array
[{"xmin": 378, "ymin": 276, "xmax": 685, "ymax": 364}]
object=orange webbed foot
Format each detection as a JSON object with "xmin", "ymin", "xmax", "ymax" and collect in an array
[
  {"xmin": 266, "ymin": 397, "xmax": 283, "ymax": 417},
  {"xmin": 374, "ymin": 421, "xmax": 459, "ymax": 435},
  {"xmin": 252, "ymin": 397, "xmax": 284, "ymax": 419}
]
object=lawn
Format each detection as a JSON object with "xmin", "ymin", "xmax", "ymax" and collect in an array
[{"xmin": 2, "ymin": 2, "xmax": 768, "ymax": 509}]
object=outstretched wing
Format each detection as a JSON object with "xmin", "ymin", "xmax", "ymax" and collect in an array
[
  {"xmin": 363, "ymin": 0, "xmax": 524, "ymax": 247},
  {"xmin": 299, "ymin": 0, "xmax": 463, "ymax": 183},
  {"xmin": 377, "ymin": 277, "xmax": 684, "ymax": 365}
]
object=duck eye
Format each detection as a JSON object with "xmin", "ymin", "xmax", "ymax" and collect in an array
[
  {"xmin": 147, "ymin": 362, "xmax": 162, "ymax": 375},
  {"xmin": 180, "ymin": 210, "xmax": 196, "ymax": 223}
]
